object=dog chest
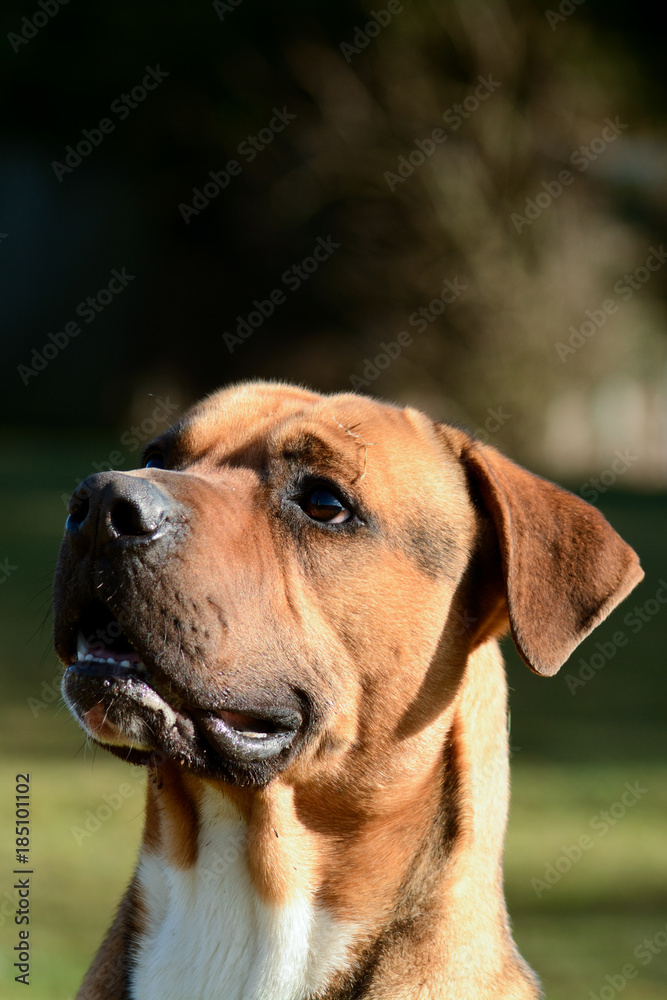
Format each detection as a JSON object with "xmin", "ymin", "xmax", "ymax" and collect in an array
[{"xmin": 130, "ymin": 791, "xmax": 355, "ymax": 1000}]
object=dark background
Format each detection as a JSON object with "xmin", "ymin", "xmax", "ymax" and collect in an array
[{"xmin": 1, "ymin": 1, "xmax": 666, "ymax": 997}]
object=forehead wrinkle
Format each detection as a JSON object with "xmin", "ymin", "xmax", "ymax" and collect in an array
[
  {"xmin": 270, "ymin": 428, "xmax": 361, "ymax": 484},
  {"xmin": 152, "ymin": 407, "xmax": 361, "ymax": 483},
  {"xmin": 274, "ymin": 399, "xmax": 388, "ymax": 483},
  {"xmin": 165, "ymin": 409, "xmax": 314, "ymax": 470},
  {"xmin": 148, "ymin": 384, "xmax": 431, "ymax": 490},
  {"xmin": 162, "ymin": 384, "xmax": 391, "ymax": 473}
]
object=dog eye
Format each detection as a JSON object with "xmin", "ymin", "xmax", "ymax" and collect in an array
[
  {"xmin": 143, "ymin": 451, "xmax": 165, "ymax": 470},
  {"xmin": 300, "ymin": 488, "xmax": 351, "ymax": 524}
]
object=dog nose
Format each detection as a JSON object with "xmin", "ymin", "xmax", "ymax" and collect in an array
[{"xmin": 65, "ymin": 472, "xmax": 180, "ymax": 546}]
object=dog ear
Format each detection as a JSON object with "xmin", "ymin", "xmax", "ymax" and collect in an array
[{"xmin": 447, "ymin": 429, "xmax": 643, "ymax": 676}]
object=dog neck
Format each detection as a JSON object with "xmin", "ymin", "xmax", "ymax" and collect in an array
[
  {"xmin": 131, "ymin": 639, "xmax": 537, "ymax": 1000},
  {"xmin": 132, "ymin": 789, "xmax": 355, "ymax": 1000}
]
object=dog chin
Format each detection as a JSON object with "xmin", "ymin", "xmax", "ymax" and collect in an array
[
  {"xmin": 62, "ymin": 667, "xmax": 199, "ymax": 761},
  {"xmin": 61, "ymin": 663, "xmax": 303, "ymax": 785},
  {"xmin": 81, "ymin": 701, "xmax": 154, "ymax": 750}
]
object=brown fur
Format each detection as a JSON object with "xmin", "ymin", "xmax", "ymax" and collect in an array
[
  {"xmin": 143, "ymin": 762, "xmax": 202, "ymax": 868},
  {"xmin": 56, "ymin": 381, "xmax": 643, "ymax": 999}
]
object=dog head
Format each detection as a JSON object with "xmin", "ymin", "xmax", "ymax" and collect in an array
[{"xmin": 55, "ymin": 381, "xmax": 642, "ymax": 788}]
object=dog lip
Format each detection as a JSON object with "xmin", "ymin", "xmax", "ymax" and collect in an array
[
  {"xmin": 193, "ymin": 708, "xmax": 301, "ymax": 763},
  {"xmin": 217, "ymin": 707, "xmax": 301, "ymax": 735},
  {"xmin": 64, "ymin": 648, "xmax": 303, "ymax": 769},
  {"xmin": 217, "ymin": 709, "xmax": 274, "ymax": 737}
]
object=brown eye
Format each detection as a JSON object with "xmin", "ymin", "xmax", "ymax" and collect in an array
[{"xmin": 301, "ymin": 488, "xmax": 351, "ymax": 524}]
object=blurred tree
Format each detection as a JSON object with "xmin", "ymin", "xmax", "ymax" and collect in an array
[{"xmin": 1, "ymin": 0, "xmax": 666, "ymax": 479}]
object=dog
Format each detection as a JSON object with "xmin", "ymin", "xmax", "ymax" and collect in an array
[{"xmin": 55, "ymin": 381, "xmax": 643, "ymax": 999}]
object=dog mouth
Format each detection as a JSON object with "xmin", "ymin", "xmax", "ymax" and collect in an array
[{"xmin": 61, "ymin": 601, "xmax": 303, "ymax": 778}]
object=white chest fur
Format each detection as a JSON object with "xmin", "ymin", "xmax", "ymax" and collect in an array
[{"xmin": 130, "ymin": 790, "xmax": 354, "ymax": 1000}]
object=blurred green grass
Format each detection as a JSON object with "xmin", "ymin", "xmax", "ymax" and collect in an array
[
  {"xmin": 1, "ymin": 429, "xmax": 665, "ymax": 998},
  {"xmin": 0, "ymin": 755, "xmax": 143, "ymax": 1000}
]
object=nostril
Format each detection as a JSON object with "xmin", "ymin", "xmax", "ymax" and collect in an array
[
  {"xmin": 66, "ymin": 490, "xmax": 90, "ymax": 531},
  {"xmin": 109, "ymin": 498, "xmax": 159, "ymax": 538},
  {"xmin": 64, "ymin": 474, "xmax": 175, "ymax": 546}
]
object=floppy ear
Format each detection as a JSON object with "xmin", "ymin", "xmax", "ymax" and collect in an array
[{"xmin": 448, "ymin": 430, "xmax": 643, "ymax": 676}]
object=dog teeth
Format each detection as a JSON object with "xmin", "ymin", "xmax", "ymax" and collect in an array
[{"xmin": 74, "ymin": 630, "xmax": 147, "ymax": 672}]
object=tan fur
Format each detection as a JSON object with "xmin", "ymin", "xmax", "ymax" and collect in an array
[{"xmin": 56, "ymin": 381, "xmax": 643, "ymax": 999}]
